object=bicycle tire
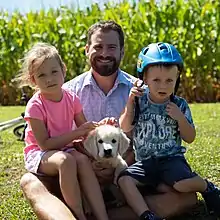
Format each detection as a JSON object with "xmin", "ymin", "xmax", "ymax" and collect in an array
[{"xmin": 13, "ymin": 124, "xmax": 26, "ymax": 141}]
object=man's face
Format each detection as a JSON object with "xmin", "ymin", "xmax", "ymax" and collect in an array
[{"xmin": 86, "ymin": 29, "xmax": 124, "ymax": 77}]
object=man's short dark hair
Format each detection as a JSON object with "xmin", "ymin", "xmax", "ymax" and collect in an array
[{"xmin": 87, "ymin": 20, "xmax": 124, "ymax": 49}]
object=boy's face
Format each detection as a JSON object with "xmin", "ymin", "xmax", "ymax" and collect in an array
[
  {"xmin": 33, "ymin": 57, "xmax": 65, "ymax": 96},
  {"xmin": 143, "ymin": 65, "xmax": 178, "ymax": 103},
  {"xmin": 85, "ymin": 29, "xmax": 124, "ymax": 77}
]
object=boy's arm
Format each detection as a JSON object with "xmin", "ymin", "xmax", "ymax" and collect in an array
[
  {"xmin": 122, "ymin": 130, "xmax": 135, "ymax": 166},
  {"xmin": 119, "ymin": 98, "xmax": 135, "ymax": 133},
  {"xmin": 166, "ymin": 102, "xmax": 196, "ymax": 144},
  {"xmin": 120, "ymin": 80, "xmax": 145, "ymax": 134},
  {"xmin": 177, "ymin": 115, "xmax": 196, "ymax": 143}
]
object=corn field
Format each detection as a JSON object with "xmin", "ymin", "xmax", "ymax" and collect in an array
[{"xmin": 0, "ymin": 0, "xmax": 219, "ymax": 104}]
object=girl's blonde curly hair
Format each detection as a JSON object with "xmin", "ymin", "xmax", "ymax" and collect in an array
[{"xmin": 18, "ymin": 42, "xmax": 66, "ymax": 87}]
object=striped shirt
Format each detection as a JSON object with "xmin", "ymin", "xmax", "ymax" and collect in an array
[{"xmin": 63, "ymin": 69, "xmax": 136, "ymax": 122}]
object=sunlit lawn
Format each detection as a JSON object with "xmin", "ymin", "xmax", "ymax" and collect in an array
[{"xmin": 0, "ymin": 104, "xmax": 219, "ymax": 219}]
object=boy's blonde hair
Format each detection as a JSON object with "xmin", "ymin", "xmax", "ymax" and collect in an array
[{"xmin": 19, "ymin": 42, "xmax": 66, "ymax": 86}]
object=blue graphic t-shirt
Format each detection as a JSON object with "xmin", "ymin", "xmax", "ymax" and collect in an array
[{"xmin": 133, "ymin": 88, "xmax": 194, "ymax": 161}]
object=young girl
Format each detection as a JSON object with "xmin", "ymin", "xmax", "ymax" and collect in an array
[
  {"xmin": 20, "ymin": 42, "xmax": 109, "ymax": 220},
  {"xmin": 118, "ymin": 42, "xmax": 220, "ymax": 220}
]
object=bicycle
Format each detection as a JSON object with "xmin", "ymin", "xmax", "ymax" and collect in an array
[{"xmin": 0, "ymin": 88, "xmax": 28, "ymax": 142}]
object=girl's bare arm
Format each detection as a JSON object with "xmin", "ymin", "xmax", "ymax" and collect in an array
[{"xmin": 29, "ymin": 112, "xmax": 97, "ymax": 151}]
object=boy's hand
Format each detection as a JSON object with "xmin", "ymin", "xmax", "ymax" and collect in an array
[
  {"xmin": 166, "ymin": 102, "xmax": 185, "ymax": 121},
  {"xmin": 129, "ymin": 80, "xmax": 145, "ymax": 103}
]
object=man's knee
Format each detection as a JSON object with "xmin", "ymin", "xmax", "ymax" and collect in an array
[
  {"xmin": 145, "ymin": 191, "xmax": 197, "ymax": 218},
  {"xmin": 20, "ymin": 173, "xmax": 37, "ymax": 193},
  {"xmin": 20, "ymin": 173, "xmax": 48, "ymax": 200},
  {"xmin": 20, "ymin": 173, "xmax": 76, "ymax": 220}
]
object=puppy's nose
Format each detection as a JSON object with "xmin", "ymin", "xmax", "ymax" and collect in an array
[{"xmin": 104, "ymin": 149, "xmax": 112, "ymax": 157}]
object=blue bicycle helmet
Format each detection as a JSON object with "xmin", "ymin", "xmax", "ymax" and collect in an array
[{"xmin": 137, "ymin": 42, "xmax": 183, "ymax": 77}]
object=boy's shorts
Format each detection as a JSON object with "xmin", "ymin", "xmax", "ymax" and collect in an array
[{"xmin": 118, "ymin": 155, "xmax": 197, "ymax": 190}]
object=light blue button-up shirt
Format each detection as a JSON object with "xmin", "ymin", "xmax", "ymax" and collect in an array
[{"xmin": 63, "ymin": 69, "xmax": 136, "ymax": 122}]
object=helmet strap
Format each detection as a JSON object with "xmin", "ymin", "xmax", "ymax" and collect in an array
[{"xmin": 132, "ymin": 97, "xmax": 140, "ymax": 125}]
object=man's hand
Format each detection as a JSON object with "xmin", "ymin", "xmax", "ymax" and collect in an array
[{"xmin": 98, "ymin": 117, "xmax": 118, "ymax": 127}]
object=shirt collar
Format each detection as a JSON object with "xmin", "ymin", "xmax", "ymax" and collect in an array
[
  {"xmin": 82, "ymin": 68, "xmax": 132, "ymax": 89},
  {"xmin": 81, "ymin": 70, "xmax": 93, "ymax": 88},
  {"xmin": 116, "ymin": 69, "xmax": 134, "ymax": 86}
]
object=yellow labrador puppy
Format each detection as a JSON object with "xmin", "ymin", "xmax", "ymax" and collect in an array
[
  {"xmin": 84, "ymin": 124, "xmax": 130, "ymax": 184},
  {"xmin": 82, "ymin": 124, "xmax": 130, "ymax": 212}
]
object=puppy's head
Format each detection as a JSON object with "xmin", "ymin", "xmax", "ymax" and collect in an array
[{"xmin": 83, "ymin": 125, "xmax": 130, "ymax": 160}]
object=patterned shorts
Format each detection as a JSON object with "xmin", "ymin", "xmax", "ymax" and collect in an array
[{"xmin": 24, "ymin": 140, "xmax": 84, "ymax": 174}]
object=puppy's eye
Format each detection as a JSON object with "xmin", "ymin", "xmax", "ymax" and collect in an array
[
  {"xmin": 98, "ymin": 139, "xmax": 103, "ymax": 144},
  {"xmin": 112, "ymin": 139, "xmax": 117, "ymax": 143}
]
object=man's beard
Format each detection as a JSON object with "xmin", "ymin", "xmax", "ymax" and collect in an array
[{"xmin": 91, "ymin": 56, "xmax": 120, "ymax": 77}]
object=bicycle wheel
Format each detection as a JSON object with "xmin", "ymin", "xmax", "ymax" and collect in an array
[{"xmin": 13, "ymin": 124, "xmax": 26, "ymax": 141}]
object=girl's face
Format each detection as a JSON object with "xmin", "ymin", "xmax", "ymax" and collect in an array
[
  {"xmin": 143, "ymin": 65, "xmax": 178, "ymax": 103},
  {"xmin": 33, "ymin": 57, "xmax": 65, "ymax": 101}
]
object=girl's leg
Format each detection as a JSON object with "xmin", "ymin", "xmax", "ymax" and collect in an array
[
  {"xmin": 71, "ymin": 151, "xmax": 108, "ymax": 220},
  {"xmin": 39, "ymin": 150, "xmax": 87, "ymax": 220}
]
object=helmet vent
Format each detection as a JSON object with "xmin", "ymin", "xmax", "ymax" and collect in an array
[
  {"xmin": 143, "ymin": 47, "xmax": 149, "ymax": 55},
  {"xmin": 158, "ymin": 44, "xmax": 167, "ymax": 51}
]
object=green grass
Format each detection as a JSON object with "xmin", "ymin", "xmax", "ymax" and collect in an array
[{"xmin": 0, "ymin": 104, "xmax": 220, "ymax": 220}]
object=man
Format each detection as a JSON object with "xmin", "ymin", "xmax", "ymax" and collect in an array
[{"xmin": 20, "ymin": 20, "xmax": 197, "ymax": 220}]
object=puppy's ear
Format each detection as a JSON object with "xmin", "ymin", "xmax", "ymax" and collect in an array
[
  {"xmin": 83, "ymin": 130, "xmax": 98, "ymax": 159},
  {"xmin": 118, "ymin": 129, "xmax": 130, "ymax": 156}
]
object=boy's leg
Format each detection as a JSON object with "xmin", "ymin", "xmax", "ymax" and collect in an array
[
  {"xmin": 118, "ymin": 160, "xmax": 162, "ymax": 220},
  {"xmin": 118, "ymin": 176, "xmax": 150, "ymax": 216},
  {"xmin": 71, "ymin": 150, "xmax": 109, "ymax": 220},
  {"xmin": 160, "ymin": 156, "xmax": 220, "ymax": 217},
  {"xmin": 159, "ymin": 156, "xmax": 201, "ymax": 193},
  {"xmin": 173, "ymin": 176, "xmax": 207, "ymax": 192},
  {"xmin": 201, "ymin": 180, "xmax": 220, "ymax": 217},
  {"xmin": 20, "ymin": 173, "xmax": 76, "ymax": 220},
  {"xmin": 122, "ymin": 148, "xmax": 197, "ymax": 218},
  {"xmin": 40, "ymin": 150, "xmax": 86, "ymax": 220},
  {"xmin": 173, "ymin": 176, "xmax": 220, "ymax": 217}
]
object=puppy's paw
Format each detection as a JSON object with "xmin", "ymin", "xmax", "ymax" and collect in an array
[
  {"xmin": 115, "ymin": 200, "xmax": 125, "ymax": 208},
  {"xmin": 83, "ymin": 203, "xmax": 92, "ymax": 216}
]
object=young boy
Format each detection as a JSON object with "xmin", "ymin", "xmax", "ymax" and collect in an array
[{"xmin": 118, "ymin": 42, "xmax": 220, "ymax": 220}]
